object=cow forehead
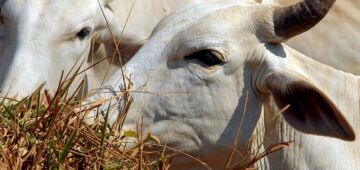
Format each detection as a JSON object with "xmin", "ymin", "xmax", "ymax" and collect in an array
[
  {"xmin": 3, "ymin": 0, "xmax": 98, "ymax": 28},
  {"xmin": 154, "ymin": 2, "xmax": 234, "ymax": 33},
  {"xmin": 150, "ymin": 2, "xmax": 265, "ymax": 56},
  {"xmin": 156, "ymin": 2, "xmax": 264, "ymax": 37}
]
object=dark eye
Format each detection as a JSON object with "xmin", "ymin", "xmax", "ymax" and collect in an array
[
  {"xmin": 0, "ymin": 14, "xmax": 4, "ymax": 25},
  {"xmin": 76, "ymin": 27, "xmax": 92, "ymax": 39},
  {"xmin": 185, "ymin": 50, "xmax": 224, "ymax": 67}
]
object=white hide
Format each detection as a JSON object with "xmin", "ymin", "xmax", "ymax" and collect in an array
[
  {"xmin": 1, "ymin": 0, "xmax": 359, "ymax": 98},
  {"xmin": 87, "ymin": 1, "xmax": 359, "ymax": 169},
  {"xmin": 0, "ymin": 0, "xmax": 112, "ymax": 97},
  {"xmin": 0, "ymin": 0, "xmax": 218, "ymax": 98}
]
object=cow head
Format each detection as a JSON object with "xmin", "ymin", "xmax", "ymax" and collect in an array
[
  {"xmin": 87, "ymin": 0, "xmax": 354, "ymax": 166},
  {"xmin": 0, "ymin": 0, "xmax": 121, "ymax": 97}
]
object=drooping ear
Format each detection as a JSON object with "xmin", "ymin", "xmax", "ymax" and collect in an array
[{"xmin": 264, "ymin": 70, "xmax": 355, "ymax": 141}]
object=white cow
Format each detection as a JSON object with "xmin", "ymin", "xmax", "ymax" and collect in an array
[
  {"xmin": 86, "ymin": 0, "xmax": 360, "ymax": 169},
  {"xmin": 0, "ymin": 0, "xmax": 218, "ymax": 98}
]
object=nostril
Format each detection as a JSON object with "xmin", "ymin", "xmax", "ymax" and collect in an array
[{"xmin": 85, "ymin": 83, "xmax": 126, "ymax": 121}]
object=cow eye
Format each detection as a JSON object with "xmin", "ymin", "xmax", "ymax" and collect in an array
[
  {"xmin": 185, "ymin": 50, "xmax": 224, "ymax": 67},
  {"xmin": 0, "ymin": 14, "xmax": 4, "ymax": 25},
  {"xmin": 76, "ymin": 27, "xmax": 92, "ymax": 39}
]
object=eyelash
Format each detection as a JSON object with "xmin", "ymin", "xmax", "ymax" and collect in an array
[
  {"xmin": 184, "ymin": 50, "xmax": 224, "ymax": 67},
  {"xmin": 76, "ymin": 27, "xmax": 92, "ymax": 40}
]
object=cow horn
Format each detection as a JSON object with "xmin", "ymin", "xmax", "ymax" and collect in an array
[{"xmin": 273, "ymin": 0, "xmax": 335, "ymax": 41}]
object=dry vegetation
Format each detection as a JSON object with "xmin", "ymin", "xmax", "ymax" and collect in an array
[
  {"xmin": 0, "ymin": 68, "xmax": 291, "ymax": 169},
  {"xmin": 0, "ymin": 68, "xmax": 178, "ymax": 169}
]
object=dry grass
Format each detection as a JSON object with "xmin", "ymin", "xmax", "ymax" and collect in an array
[
  {"xmin": 0, "ymin": 70, "xmax": 291, "ymax": 170},
  {"xmin": 0, "ymin": 69, "xmax": 175, "ymax": 169}
]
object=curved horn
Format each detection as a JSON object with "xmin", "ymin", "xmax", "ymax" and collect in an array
[{"xmin": 273, "ymin": 0, "xmax": 335, "ymax": 40}]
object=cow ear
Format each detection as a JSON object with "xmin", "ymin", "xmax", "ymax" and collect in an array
[{"xmin": 264, "ymin": 71, "xmax": 355, "ymax": 141}]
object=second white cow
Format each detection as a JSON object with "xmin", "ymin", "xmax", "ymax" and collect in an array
[{"xmin": 0, "ymin": 0, "xmax": 217, "ymax": 98}]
